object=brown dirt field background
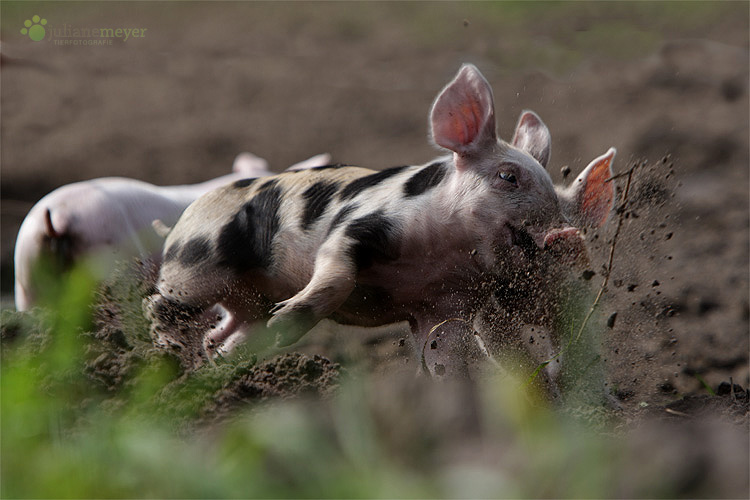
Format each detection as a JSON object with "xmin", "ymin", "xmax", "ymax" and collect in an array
[
  {"xmin": 1, "ymin": 2, "xmax": 748, "ymax": 494},
  {"xmin": 3, "ymin": 1, "xmax": 747, "ymax": 395}
]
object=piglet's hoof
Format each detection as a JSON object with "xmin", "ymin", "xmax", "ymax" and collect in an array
[{"xmin": 267, "ymin": 304, "xmax": 317, "ymax": 347}]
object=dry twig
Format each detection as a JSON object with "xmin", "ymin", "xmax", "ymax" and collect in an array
[
  {"xmin": 574, "ymin": 161, "xmax": 638, "ymax": 341},
  {"xmin": 524, "ymin": 160, "xmax": 641, "ymax": 386}
]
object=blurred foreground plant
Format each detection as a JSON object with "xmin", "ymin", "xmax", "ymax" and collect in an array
[{"xmin": 2, "ymin": 262, "xmax": 732, "ymax": 498}]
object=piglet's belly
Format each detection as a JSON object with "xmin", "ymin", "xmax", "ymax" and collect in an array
[
  {"xmin": 332, "ymin": 282, "xmax": 410, "ymax": 326},
  {"xmin": 331, "ymin": 270, "xmax": 480, "ymax": 328}
]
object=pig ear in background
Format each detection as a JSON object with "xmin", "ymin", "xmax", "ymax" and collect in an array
[
  {"xmin": 430, "ymin": 64, "xmax": 497, "ymax": 165},
  {"xmin": 562, "ymin": 147, "xmax": 616, "ymax": 228},
  {"xmin": 232, "ymin": 152, "xmax": 270, "ymax": 177},
  {"xmin": 286, "ymin": 153, "xmax": 332, "ymax": 171},
  {"xmin": 511, "ymin": 110, "xmax": 551, "ymax": 168}
]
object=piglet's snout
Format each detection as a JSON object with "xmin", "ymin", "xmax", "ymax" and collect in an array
[{"xmin": 542, "ymin": 226, "xmax": 581, "ymax": 249}]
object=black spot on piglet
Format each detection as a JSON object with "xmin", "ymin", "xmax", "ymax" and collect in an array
[
  {"xmin": 218, "ymin": 186, "xmax": 282, "ymax": 273},
  {"xmin": 328, "ymin": 204, "xmax": 358, "ymax": 235},
  {"xmin": 233, "ymin": 178, "xmax": 257, "ymax": 189},
  {"xmin": 339, "ymin": 166, "xmax": 407, "ymax": 200},
  {"xmin": 164, "ymin": 242, "xmax": 181, "ymax": 263},
  {"xmin": 259, "ymin": 178, "xmax": 281, "ymax": 191},
  {"xmin": 179, "ymin": 237, "xmax": 212, "ymax": 265},
  {"xmin": 301, "ymin": 181, "xmax": 341, "ymax": 230},
  {"xmin": 404, "ymin": 162, "xmax": 446, "ymax": 197},
  {"xmin": 309, "ymin": 163, "xmax": 348, "ymax": 171},
  {"xmin": 345, "ymin": 211, "xmax": 401, "ymax": 271}
]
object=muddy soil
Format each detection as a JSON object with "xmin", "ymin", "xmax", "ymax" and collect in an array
[{"xmin": 1, "ymin": 2, "xmax": 748, "ymax": 497}]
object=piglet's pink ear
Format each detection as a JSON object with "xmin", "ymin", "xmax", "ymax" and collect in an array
[
  {"xmin": 563, "ymin": 148, "xmax": 616, "ymax": 228},
  {"xmin": 512, "ymin": 111, "xmax": 551, "ymax": 168},
  {"xmin": 430, "ymin": 64, "xmax": 496, "ymax": 163}
]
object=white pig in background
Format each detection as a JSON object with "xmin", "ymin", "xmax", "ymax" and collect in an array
[
  {"xmin": 145, "ymin": 64, "xmax": 615, "ymax": 381},
  {"xmin": 13, "ymin": 152, "xmax": 331, "ymax": 311}
]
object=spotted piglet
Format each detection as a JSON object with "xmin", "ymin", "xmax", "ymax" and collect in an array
[{"xmin": 145, "ymin": 64, "xmax": 615, "ymax": 376}]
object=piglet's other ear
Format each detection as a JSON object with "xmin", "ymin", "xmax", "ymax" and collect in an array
[
  {"xmin": 430, "ymin": 64, "xmax": 496, "ymax": 165},
  {"xmin": 512, "ymin": 110, "xmax": 551, "ymax": 168},
  {"xmin": 233, "ymin": 152, "xmax": 270, "ymax": 177},
  {"xmin": 286, "ymin": 153, "xmax": 332, "ymax": 171},
  {"xmin": 565, "ymin": 148, "xmax": 616, "ymax": 228}
]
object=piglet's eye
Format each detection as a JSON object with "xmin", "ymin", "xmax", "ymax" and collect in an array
[{"xmin": 499, "ymin": 172, "xmax": 517, "ymax": 185}]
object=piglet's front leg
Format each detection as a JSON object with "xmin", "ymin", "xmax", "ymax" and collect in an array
[{"xmin": 267, "ymin": 238, "xmax": 357, "ymax": 346}]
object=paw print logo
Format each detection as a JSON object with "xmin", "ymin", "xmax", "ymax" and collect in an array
[{"xmin": 21, "ymin": 15, "xmax": 47, "ymax": 42}]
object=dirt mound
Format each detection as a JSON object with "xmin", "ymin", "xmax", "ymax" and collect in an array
[{"xmin": 202, "ymin": 353, "xmax": 340, "ymax": 425}]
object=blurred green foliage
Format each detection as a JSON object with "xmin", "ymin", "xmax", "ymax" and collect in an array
[{"xmin": 2, "ymin": 265, "xmax": 679, "ymax": 499}]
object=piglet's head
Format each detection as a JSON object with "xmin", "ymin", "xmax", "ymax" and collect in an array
[
  {"xmin": 430, "ymin": 64, "xmax": 567, "ymax": 263},
  {"xmin": 430, "ymin": 64, "xmax": 615, "ymax": 269}
]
